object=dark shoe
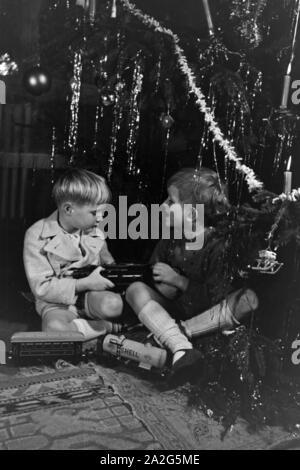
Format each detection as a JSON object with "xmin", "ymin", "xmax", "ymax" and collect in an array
[{"xmin": 167, "ymin": 349, "xmax": 203, "ymax": 387}]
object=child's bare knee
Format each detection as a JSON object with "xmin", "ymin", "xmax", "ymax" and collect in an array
[
  {"xmin": 89, "ymin": 292, "xmax": 123, "ymax": 319},
  {"xmin": 126, "ymin": 282, "xmax": 147, "ymax": 303},
  {"xmin": 101, "ymin": 294, "xmax": 123, "ymax": 318},
  {"xmin": 43, "ymin": 319, "xmax": 68, "ymax": 332}
]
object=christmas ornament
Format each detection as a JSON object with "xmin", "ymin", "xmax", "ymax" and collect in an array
[
  {"xmin": 160, "ymin": 112, "xmax": 174, "ymax": 129},
  {"xmin": 250, "ymin": 249, "xmax": 283, "ymax": 275},
  {"xmin": 23, "ymin": 66, "xmax": 52, "ymax": 96},
  {"xmin": 100, "ymin": 89, "xmax": 115, "ymax": 106}
]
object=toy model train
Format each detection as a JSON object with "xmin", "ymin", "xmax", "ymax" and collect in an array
[
  {"xmin": 5, "ymin": 331, "xmax": 168, "ymax": 371},
  {"xmin": 69, "ymin": 263, "xmax": 152, "ymax": 292}
]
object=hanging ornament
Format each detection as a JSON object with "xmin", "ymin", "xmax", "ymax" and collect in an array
[
  {"xmin": 100, "ymin": 88, "xmax": 115, "ymax": 107},
  {"xmin": 68, "ymin": 52, "xmax": 82, "ymax": 162},
  {"xmin": 250, "ymin": 200, "xmax": 289, "ymax": 275},
  {"xmin": 160, "ymin": 112, "xmax": 174, "ymax": 129},
  {"xmin": 250, "ymin": 250, "xmax": 283, "ymax": 275},
  {"xmin": 23, "ymin": 66, "xmax": 52, "ymax": 96}
]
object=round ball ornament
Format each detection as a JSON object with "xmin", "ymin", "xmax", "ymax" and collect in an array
[{"xmin": 23, "ymin": 66, "xmax": 52, "ymax": 96}]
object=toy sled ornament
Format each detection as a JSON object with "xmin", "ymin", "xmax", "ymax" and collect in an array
[{"xmin": 250, "ymin": 249, "xmax": 284, "ymax": 275}]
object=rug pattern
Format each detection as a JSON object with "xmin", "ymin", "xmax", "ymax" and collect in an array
[{"xmin": 0, "ymin": 367, "xmax": 162, "ymax": 450}]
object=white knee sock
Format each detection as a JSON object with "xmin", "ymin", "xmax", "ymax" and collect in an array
[
  {"xmin": 138, "ymin": 300, "xmax": 192, "ymax": 354},
  {"xmin": 181, "ymin": 289, "xmax": 258, "ymax": 339}
]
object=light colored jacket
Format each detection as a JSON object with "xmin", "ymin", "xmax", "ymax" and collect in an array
[{"xmin": 23, "ymin": 210, "xmax": 113, "ymax": 315}]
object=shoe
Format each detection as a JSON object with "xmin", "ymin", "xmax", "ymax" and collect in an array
[
  {"xmin": 167, "ymin": 349, "xmax": 203, "ymax": 387},
  {"xmin": 88, "ymin": 320, "xmax": 123, "ymax": 334}
]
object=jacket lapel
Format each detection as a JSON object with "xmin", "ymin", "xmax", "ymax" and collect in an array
[
  {"xmin": 41, "ymin": 211, "xmax": 105, "ymax": 265},
  {"xmin": 43, "ymin": 232, "xmax": 83, "ymax": 262}
]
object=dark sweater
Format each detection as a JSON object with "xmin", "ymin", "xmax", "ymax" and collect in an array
[{"xmin": 150, "ymin": 230, "xmax": 231, "ymax": 319}]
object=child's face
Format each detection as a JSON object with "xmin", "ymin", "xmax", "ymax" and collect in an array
[
  {"xmin": 162, "ymin": 185, "xmax": 185, "ymax": 228},
  {"xmin": 66, "ymin": 202, "xmax": 106, "ymax": 231}
]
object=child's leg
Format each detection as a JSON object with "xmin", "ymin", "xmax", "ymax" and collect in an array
[
  {"xmin": 42, "ymin": 308, "xmax": 79, "ymax": 333},
  {"xmin": 41, "ymin": 302, "xmax": 117, "ymax": 340},
  {"xmin": 181, "ymin": 289, "xmax": 259, "ymax": 338},
  {"xmin": 85, "ymin": 291, "xmax": 123, "ymax": 321},
  {"xmin": 78, "ymin": 291, "xmax": 123, "ymax": 334},
  {"xmin": 126, "ymin": 282, "xmax": 203, "ymax": 376}
]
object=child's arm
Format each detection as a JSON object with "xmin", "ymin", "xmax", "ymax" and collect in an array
[{"xmin": 150, "ymin": 240, "xmax": 185, "ymax": 298}]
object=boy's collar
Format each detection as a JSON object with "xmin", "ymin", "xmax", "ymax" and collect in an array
[
  {"xmin": 41, "ymin": 211, "xmax": 104, "ymax": 239},
  {"xmin": 41, "ymin": 211, "xmax": 61, "ymax": 238}
]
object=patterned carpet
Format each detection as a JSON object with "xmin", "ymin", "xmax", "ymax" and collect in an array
[
  {"xmin": 0, "ymin": 361, "xmax": 297, "ymax": 450},
  {"xmin": 0, "ymin": 366, "xmax": 163, "ymax": 450}
]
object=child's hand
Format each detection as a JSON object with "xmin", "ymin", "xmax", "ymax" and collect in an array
[
  {"xmin": 78, "ymin": 266, "xmax": 115, "ymax": 292},
  {"xmin": 152, "ymin": 263, "xmax": 179, "ymax": 286},
  {"xmin": 152, "ymin": 263, "xmax": 189, "ymax": 292}
]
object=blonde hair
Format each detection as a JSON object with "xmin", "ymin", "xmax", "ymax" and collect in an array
[{"xmin": 52, "ymin": 169, "xmax": 111, "ymax": 207}]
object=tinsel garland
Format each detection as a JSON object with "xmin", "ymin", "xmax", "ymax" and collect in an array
[{"xmin": 119, "ymin": 0, "xmax": 264, "ymax": 193}]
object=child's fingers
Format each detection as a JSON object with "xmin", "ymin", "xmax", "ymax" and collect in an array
[
  {"xmin": 95, "ymin": 266, "xmax": 104, "ymax": 273},
  {"xmin": 153, "ymin": 273, "xmax": 162, "ymax": 281},
  {"xmin": 153, "ymin": 267, "xmax": 162, "ymax": 276},
  {"xmin": 105, "ymin": 279, "xmax": 115, "ymax": 289},
  {"xmin": 63, "ymin": 270, "xmax": 73, "ymax": 276}
]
